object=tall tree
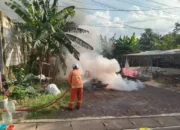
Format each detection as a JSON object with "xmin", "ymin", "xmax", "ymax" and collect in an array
[
  {"xmin": 174, "ymin": 22, "xmax": 180, "ymax": 33},
  {"xmin": 100, "ymin": 34, "xmax": 115, "ymax": 59},
  {"xmin": 5, "ymin": 0, "xmax": 93, "ymax": 74},
  {"xmin": 138, "ymin": 28, "xmax": 161, "ymax": 51},
  {"xmin": 112, "ymin": 33, "xmax": 139, "ymax": 63},
  {"xmin": 156, "ymin": 33, "xmax": 179, "ymax": 50}
]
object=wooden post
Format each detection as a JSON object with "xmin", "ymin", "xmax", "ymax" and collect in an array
[
  {"xmin": 40, "ymin": 62, "xmax": 43, "ymax": 86},
  {"xmin": 40, "ymin": 62, "xmax": 50, "ymax": 85},
  {"xmin": 151, "ymin": 56, "xmax": 153, "ymax": 78}
]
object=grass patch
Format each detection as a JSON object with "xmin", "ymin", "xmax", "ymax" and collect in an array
[{"xmin": 25, "ymin": 82, "xmax": 70, "ymax": 119}]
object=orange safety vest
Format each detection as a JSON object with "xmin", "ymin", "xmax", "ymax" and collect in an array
[{"xmin": 68, "ymin": 69, "xmax": 83, "ymax": 88}]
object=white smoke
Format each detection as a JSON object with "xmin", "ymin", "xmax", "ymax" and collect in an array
[
  {"xmin": 0, "ymin": 0, "xmax": 144, "ymax": 91},
  {"xmin": 51, "ymin": 1, "xmax": 145, "ymax": 91},
  {"xmin": 79, "ymin": 52, "xmax": 144, "ymax": 91}
]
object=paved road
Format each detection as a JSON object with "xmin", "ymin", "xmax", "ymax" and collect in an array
[
  {"xmin": 15, "ymin": 114, "xmax": 180, "ymax": 130},
  {"xmin": 58, "ymin": 85, "xmax": 180, "ymax": 119}
]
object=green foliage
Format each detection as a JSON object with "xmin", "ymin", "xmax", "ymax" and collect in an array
[
  {"xmin": 9, "ymin": 85, "xmax": 38, "ymax": 99},
  {"xmin": 101, "ymin": 33, "xmax": 139, "ymax": 63},
  {"xmin": 174, "ymin": 22, "xmax": 180, "ymax": 33},
  {"xmin": 100, "ymin": 34, "xmax": 115, "ymax": 59},
  {"xmin": 7, "ymin": 66, "xmax": 37, "ymax": 88},
  {"xmin": 117, "ymin": 35, "xmax": 138, "ymax": 63},
  {"xmin": 138, "ymin": 26, "xmax": 180, "ymax": 51},
  {"xmin": 113, "ymin": 32, "xmax": 139, "ymax": 55},
  {"xmin": 0, "ymin": 95, "xmax": 7, "ymax": 101},
  {"xmin": 156, "ymin": 33, "xmax": 180, "ymax": 50},
  {"xmin": 25, "ymin": 82, "xmax": 70, "ymax": 119},
  {"xmin": 101, "ymin": 23, "xmax": 180, "ymax": 64},
  {"xmin": 6, "ymin": 0, "xmax": 93, "ymax": 74},
  {"xmin": 138, "ymin": 28, "xmax": 161, "ymax": 51},
  {"xmin": 12, "ymin": 66, "xmax": 27, "ymax": 84}
]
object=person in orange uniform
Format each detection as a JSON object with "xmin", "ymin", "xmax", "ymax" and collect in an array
[{"xmin": 68, "ymin": 64, "xmax": 83, "ymax": 111}]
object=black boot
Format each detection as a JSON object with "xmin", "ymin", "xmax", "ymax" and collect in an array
[
  {"xmin": 67, "ymin": 108, "xmax": 73, "ymax": 111},
  {"xmin": 76, "ymin": 106, "xmax": 80, "ymax": 110},
  {"xmin": 63, "ymin": 107, "xmax": 73, "ymax": 111}
]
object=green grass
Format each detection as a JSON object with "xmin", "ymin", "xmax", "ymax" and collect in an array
[{"xmin": 25, "ymin": 82, "xmax": 70, "ymax": 119}]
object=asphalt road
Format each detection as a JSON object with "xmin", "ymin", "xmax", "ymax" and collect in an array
[{"xmin": 58, "ymin": 85, "xmax": 180, "ymax": 119}]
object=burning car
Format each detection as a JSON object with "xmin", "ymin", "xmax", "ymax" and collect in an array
[
  {"xmin": 117, "ymin": 68, "xmax": 140, "ymax": 81},
  {"xmin": 83, "ymin": 71, "xmax": 108, "ymax": 90},
  {"xmin": 83, "ymin": 68, "xmax": 140, "ymax": 90}
]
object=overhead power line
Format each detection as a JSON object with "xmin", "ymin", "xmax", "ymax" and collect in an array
[
  {"xmin": 87, "ymin": 0, "xmax": 173, "ymax": 20},
  {"xmin": 147, "ymin": 0, "xmax": 172, "ymax": 7},
  {"xmin": 3, "ymin": 5, "xmax": 180, "ymax": 12},
  {"xmin": 146, "ymin": 0, "xmax": 180, "ymax": 13},
  {"xmin": 57, "ymin": 6, "xmax": 180, "ymax": 11},
  {"xmin": 115, "ymin": 0, "xmax": 180, "ymax": 16},
  {"xmin": 1, "ymin": 0, "xmax": 178, "ymax": 25},
  {"xmin": 60, "ymin": 1, "xmax": 146, "ymax": 30}
]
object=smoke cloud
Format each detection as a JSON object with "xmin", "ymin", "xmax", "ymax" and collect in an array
[
  {"xmin": 79, "ymin": 52, "xmax": 144, "ymax": 91},
  {"xmin": 57, "ymin": 34, "xmax": 145, "ymax": 91},
  {"xmin": 0, "ymin": 0, "xmax": 144, "ymax": 91},
  {"xmin": 54, "ymin": 1, "xmax": 145, "ymax": 91}
]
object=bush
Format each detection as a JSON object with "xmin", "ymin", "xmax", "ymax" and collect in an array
[
  {"xmin": 9, "ymin": 86, "xmax": 38, "ymax": 100},
  {"xmin": 24, "ymin": 82, "xmax": 70, "ymax": 119}
]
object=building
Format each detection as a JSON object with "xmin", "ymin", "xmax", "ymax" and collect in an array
[
  {"xmin": 0, "ymin": 11, "xmax": 27, "ymax": 74},
  {"xmin": 122, "ymin": 49, "xmax": 180, "ymax": 76}
]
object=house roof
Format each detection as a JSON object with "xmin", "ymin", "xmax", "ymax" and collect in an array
[{"xmin": 124, "ymin": 49, "xmax": 180, "ymax": 57}]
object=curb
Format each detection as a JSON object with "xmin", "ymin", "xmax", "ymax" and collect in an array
[
  {"xmin": 126, "ymin": 126, "xmax": 180, "ymax": 130},
  {"xmin": 18, "ymin": 113, "xmax": 180, "ymax": 123}
]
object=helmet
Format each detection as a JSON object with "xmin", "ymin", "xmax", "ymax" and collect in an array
[{"xmin": 72, "ymin": 64, "xmax": 79, "ymax": 69}]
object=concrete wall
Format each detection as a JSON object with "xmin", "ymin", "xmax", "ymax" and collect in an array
[{"xmin": 0, "ymin": 11, "xmax": 27, "ymax": 71}]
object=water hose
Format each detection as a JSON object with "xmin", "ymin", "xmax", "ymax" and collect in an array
[{"xmin": 3, "ymin": 88, "xmax": 70, "ymax": 112}]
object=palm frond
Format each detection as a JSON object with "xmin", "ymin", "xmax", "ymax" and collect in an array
[
  {"xmin": 58, "ymin": 53, "xmax": 67, "ymax": 74},
  {"xmin": 63, "ymin": 22, "xmax": 89, "ymax": 33},
  {"xmin": 56, "ymin": 6, "xmax": 75, "ymax": 18},
  {"xmin": 28, "ymin": 3, "xmax": 35, "ymax": 17},
  {"xmin": 5, "ymin": 1, "xmax": 32, "ymax": 22},
  {"xmin": 33, "ymin": 0, "xmax": 41, "ymax": 11},
  {"xmin": 65, "ymin": 27, "xmax": 89, "ymax": 34},
  {"xmin": 51, "ymin": 0, "xmax": 58, "ymax": 12},
  {"xmin": 45, "ymin": 0, "xmax": 50, "ymax": 9},
  {"xmin": 54, "ymin": 34, "xmax": 72, "ymax": 53},
  {"xmin": 66, "ymin": 34, "xmax": 93, "ymax": 50},
  {"xmin": 54, "ymin": 31, "xmax": 80, "ymax": 60},
  {"xmin": 19, "ymin": 0, "xmax": 32, "ymax": 8}
]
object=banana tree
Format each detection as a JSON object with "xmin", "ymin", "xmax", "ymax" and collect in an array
[
  {"xmin": 5, "ymin": 0, "xmax": 93, "ymax": 75},
  {"xmin": 113, "ymin": 33, "xmax": 139, "ymax": 63}
]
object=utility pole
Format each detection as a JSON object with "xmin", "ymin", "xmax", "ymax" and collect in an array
[
  {"xmin": 0, "ymin": 38, "xmax": 3, "ymax": 91},
  {"xmin": 0, "ymin": 34, "xmax": 2, "ymax": 91},
  {"xmin": 0, "ymin": 11, "xmax": 3, "ymax": 91}
]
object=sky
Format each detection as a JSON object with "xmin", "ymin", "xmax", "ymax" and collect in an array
[{"xmin": 1, "ymin": 0, "xmax": 180, "ymax": 38}]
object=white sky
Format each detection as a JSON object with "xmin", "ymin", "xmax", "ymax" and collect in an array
[{"xmin": 1, "ymin": 0, "xmax": 180, "ymax": 38}]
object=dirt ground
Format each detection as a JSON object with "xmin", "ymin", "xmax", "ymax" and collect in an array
[{"xmin": 58, "ymin": 85, "xmax": 180, "ymax": 119}]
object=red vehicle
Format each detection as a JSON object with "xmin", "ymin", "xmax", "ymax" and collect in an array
[{"xmin": 117, "ymin": 68, "xmax": 140, "ymax": 81}]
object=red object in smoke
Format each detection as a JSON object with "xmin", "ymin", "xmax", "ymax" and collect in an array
[
  {"xmin": 121, "ymin": 68, "xmax": 138, "ymax": 78},
  {"xmin": 106, "ymin": 84, "xmax": 111, "ymax": 89}
]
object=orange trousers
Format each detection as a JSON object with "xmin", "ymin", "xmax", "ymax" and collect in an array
[{"xmin": 68, "ymin": 88, "xmax": 83, "ymax": 109}]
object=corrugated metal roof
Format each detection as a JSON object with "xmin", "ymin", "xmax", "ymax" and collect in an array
[{"xmin": 124, "ymin": 49, "xmax": 180, "ymax": 56}]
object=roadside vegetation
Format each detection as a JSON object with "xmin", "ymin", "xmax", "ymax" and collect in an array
[{"xmin": 0, "ymin": 0, "xmax": 180, "ymax": 119}]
